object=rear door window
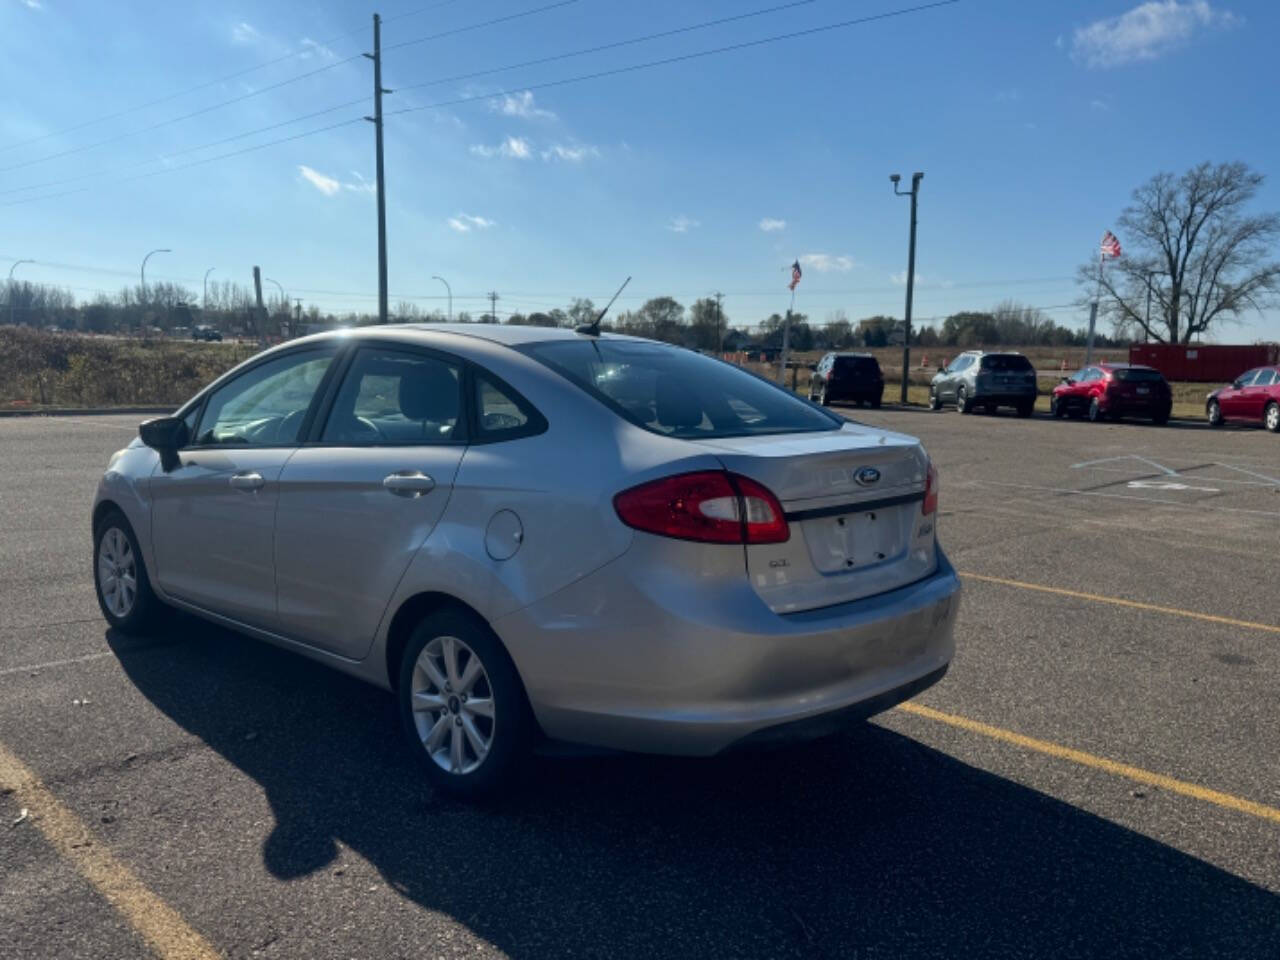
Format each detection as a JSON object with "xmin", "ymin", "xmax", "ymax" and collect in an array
[
  {"xmin": 833, "ymin": 356, "xmax": 881, "ymax": 377},
  {"xmin": 1255, "ymin": 370, "xmax": 1278, "ymax": 386},
  {"xmin": 320, "ymin": 347, "xmax": 464, "ymax": 445},
  {"xmin": 1113, "ymin": 368, "xmax": 1164, "ymax": 383}
]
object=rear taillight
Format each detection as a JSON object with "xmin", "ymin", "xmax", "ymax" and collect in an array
[
  {"xmin": 613, "ymin": 471, "xmax": 789, "ymax": 544},
  {"xmin": 922, "ymin": 461, "xmax": 938, "ymax": 516}
]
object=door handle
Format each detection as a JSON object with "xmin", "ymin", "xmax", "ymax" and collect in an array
[
  {"xmin": 383, "ymin": 470, "xmax": 435, "ymax": 497},
  {"xmin": 229, "ymin": 471, "xmax": 265, "ymax": 491}
]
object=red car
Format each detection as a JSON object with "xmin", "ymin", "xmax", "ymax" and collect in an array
[
  {"xmin": 1206, "ymin": 366, "xmax": 1280, "ymax": 432},
  {"xmin": 1050, "ymin": 362, "xmax": 1172, "ymax": 425}
]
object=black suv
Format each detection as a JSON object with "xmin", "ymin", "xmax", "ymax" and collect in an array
[{"xmin": 807, "ymin": 352, "xmax": 884, "ymax": 407}]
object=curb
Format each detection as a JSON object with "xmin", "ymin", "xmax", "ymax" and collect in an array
[{"xmin": 0, "ymin": 406, "xmax": 171, "ymax": 419}]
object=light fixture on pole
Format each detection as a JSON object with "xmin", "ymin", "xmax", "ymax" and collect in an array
[
  {"xmin": 890, "ymin": 172, "xmax": 923, "ymax": 405},
  {"xmin": 140, "ymin": 248, "xmax": 171, "ymax": 298},
  {"xmin": 431, "ymin": 275, "xmax": 452, "ymax": 321},
  {"xmin": 7, "ymin": 259, "xmax": 35, "ymax": 327}
]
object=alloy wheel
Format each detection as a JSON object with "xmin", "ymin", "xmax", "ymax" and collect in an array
[
  {"xmin": 1208, "ymin": 400, "xmax": 1222, "ymax": 427},
  {"xmin": 1266, "ymin": 402, "xmax": 1280, "ymax": 433},
  {"xmin": 97, "ymin": 527, "xmax": 137, "ymax": 619},
  {"xmin": 410, "ymin": 635, "xmax": 496, "ymax": 775}
]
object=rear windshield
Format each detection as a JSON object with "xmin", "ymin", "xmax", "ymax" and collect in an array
[
  {"xmin": 1113, "ymin": 368, "xmax": 1164, "ymax": 383},
  {"xmin": 833, "ymin": 356, "xmax": 881, "ymax": 376},
  {"xmin": 520, "ymin": 339, "xmax": 843, "ymax": 439},
  {"xmin": 980, "ymin": 354, "xmax": 1033, "ymax": 372}
]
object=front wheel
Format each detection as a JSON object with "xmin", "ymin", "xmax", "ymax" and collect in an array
[
  {"xmin": 1088, "ymin": 397, "xmax": 1104, "ymax": 423},
  {"xmin": 1050, "ymin": 396, "xmax": 1063, "ymax": 418},
  {"xmin": 1265, "ymin": 401, "xmax": 1280, "ymax": 434},
  {"xmin": 398, "ymin": 609, "xmax": 533, "ymax": 799},
  {"xmin": 928, "ymin": 388, "xmax": 942, "ymax": 411},
  {"xmin": 93, "ymin": 510, "xmax": 163, "ymax": 634},
  {"xmin": 1207, "ymin": 399, "xmax": 1223, "ymax": 427},
  {"xmin": 956, "ymin": 386, "xmax": 972, "ymax": 414}
]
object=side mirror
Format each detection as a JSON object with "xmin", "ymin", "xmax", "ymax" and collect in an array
[
  {"xmin": 139, "ymin": 416, "xmax": 188, "ymax": 451},
  {"xmin": 1060, "ymin": 377, "xmax": 1070, "ymax": 384}
]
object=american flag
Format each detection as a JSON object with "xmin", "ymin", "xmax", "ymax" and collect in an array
[
  {"xmin": 788, "ymin": 260, "xmax": 802, "ymax": 291},
  {"xmin": 1101, "ymin": 230, "xmax": 1122, "ymax": 259}
]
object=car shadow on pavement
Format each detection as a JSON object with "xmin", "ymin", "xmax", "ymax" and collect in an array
[{"xmin": 110, "ymin": 619, "xmax": 1279, "ymax": 959}]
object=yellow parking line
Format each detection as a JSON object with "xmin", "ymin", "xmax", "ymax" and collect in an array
[
  {"xmin": 959, "ymin": 571, "xmax": 1280, "ymax": 636},
  {"xmin": 897, "ymin": 701, "xmax": 1280, "ymax": 825},
  {"xmin": 0, "ymin": 742, "xmax": 221, "ymax": 960}
]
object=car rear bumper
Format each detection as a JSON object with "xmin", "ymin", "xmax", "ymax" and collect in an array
[
  {"xmin": 826, "ymin": 384, "xmax": 884, "ymax": 402},
  {"xmin": 1101, "ymin": 398, "xmax": 1171, "ymax": 417},
  {"xmin": 493, "ymin": 544, "xmax": 961, "ymax": 756},
  {"xmin": 972, "ymin": 389, "xmax": 1036, "ymax": 404}
]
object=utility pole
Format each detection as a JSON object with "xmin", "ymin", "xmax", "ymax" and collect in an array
[
  {"xmin": 891, "ymin": 172, "xmax": 923, "ymax": 404},
  {"xmin": 488, "ymin": 290, "xmax": 499, "ymax": 323},
  {"xmin": 7, "ymin": 259, "xmax": 34, "ymax": 327},
  {"xmin": 713, "ymin": 291, "xmax": 724, "ymax": 355},
  {"xmin": 295, "ymin": 299, "xmax": 303, "ymax": 337},
  {"xmin": 203, "ymin": 267, "xmax": 216, "ymax": 313},
  {"xmin": 252, "ymin": 266, "xmax": 267, "ymax": 347},
  {"xmin": 364, "ymin": 13, "xmax": 389, "ymax": 325}
]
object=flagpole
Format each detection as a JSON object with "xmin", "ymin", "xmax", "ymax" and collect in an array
[
  {"xmin": 1086, "ymin": 247, "xmax": 1103, "ymax": 365},
  {"xmin": 778, "ymin": 286, "xmax": 796, "ymax": 385}
]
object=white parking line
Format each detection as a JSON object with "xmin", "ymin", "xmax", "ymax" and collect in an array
[
  {"xmin": 0, "ymin": 651, "xmax": 114, "ymax": 678},
  {"xmin": 968, "ymin": 479, "xmax": 1280, "ymax": 519}
]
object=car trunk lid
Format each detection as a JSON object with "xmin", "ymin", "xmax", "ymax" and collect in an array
[{"xmin": 693, "ymin": 424, "xmax": 938, "ymax": 613}]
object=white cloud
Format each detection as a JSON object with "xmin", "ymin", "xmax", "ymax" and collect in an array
[
  {"xmin": 667, "ymin": 215, "xmax": 700, "ymax": 234},
  {"xmin": 470, "ymin": 136, "xmax": 532, "ymax": 160},
  {"xmin": 231, "ymin": 21, "xmax": 260, "ymax": 45},
  {"xmin": 299, "ymin": 37, "xmax": 336, "ymax": 60},
  {"xmin": 758, "ymin": 218, "xmax": 787, "ymax": 232},
  {"xmin": 1090, "ymin": 98, "xmax": 1112, "ymax": 111},
  {"xmin": 800, "ymin": 253, "xmax": 855, "ymax": 273},
  {"xmin": 19, "ymin": 0, "xmax": 42, "ymax": 9},
  {"xmin": 1070, "ymin": 1, "xmax": 1240, "ymax": 69},
  {"xmin": 298, "ymin": 165, "xmax": 340, "ymax": 196},
  {"xmin": 447, "ymin": 213, "xmax": 496, "ymax": 233},
  {"xmin": 490, "ymin": 90, "xmax": 556, "ymax": 120},
  {"xmin": 890, "ymin": 270, "xmax": 952, "ymax": 288},
  {"xmin": 343, "ymin": 171, "xmax": 376, "ymax": 196},
  {"xmin": 542, "ymin": 143, "xmax": 600, "ymax": 162}
]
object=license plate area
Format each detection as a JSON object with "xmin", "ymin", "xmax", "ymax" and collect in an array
[
  {"xmin": 802, "ymin": 507, "xmax": 906, "ymax": 574},
  {"xmin": 1136, "ymin": 386, "xmax": 1150, "ymax": 395}
]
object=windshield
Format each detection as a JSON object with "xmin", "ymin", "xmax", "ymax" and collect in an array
[
  {"xmin": 1113, "ymin": 368, "xmax": 1164, "ymax": 383},
  {"xmin": 980, "ymin": 354, "xmax": 1033, "ymax": 372},
  {"xmin": 521, "ymin": 339, "xmax": 843, "ymax": 439}
]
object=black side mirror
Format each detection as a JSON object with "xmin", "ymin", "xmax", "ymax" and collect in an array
[
  {"xmin": 139, "ymin": 416, "xmax": 188, "ymax": 471},
  {"xmin": 1060, "ymin": 377, "xmax": 1070, "ymax": 384}
]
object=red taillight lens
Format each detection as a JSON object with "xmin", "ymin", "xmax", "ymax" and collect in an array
[
  {"xmin": 613, "ymin": 471, "xmax": 789, "ymax": 544},
  {"xmin": 922, "ymin": 461, "xmax": 938, "ymax": 516}
]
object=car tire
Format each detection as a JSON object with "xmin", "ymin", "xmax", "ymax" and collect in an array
[
  {"xmin": 956, "ymin": 386, "xmax": 972, "ymax": 414},
  {"xmin": 93, "ymin": 510, "xmax": 163, "ymax": 634},
  {"xmin": 1152, "ymin": 409, "xmax": 1170, "ymax": 426},
  {"xmin": 1207, "ymin": 399, "xmax": 1223, "ymax": 427},
  {"xmin": 818, "ymin": 386, "xmax": 829, "ymax": 406},
  {"xmin": 1050, "ymin": 396, "xmax": 1063, "ymax": 418},
  {"xmin": 1088, "ymin": 397, "xmax": 1103, "ymax": 422},
  {"xmin": 1016, "ymin": 401, "xmax": 1034, "ymax": 418},
  {"xmin": 928, "ymin": 388, "xmax": 942, "ymax": 411},
  {"xmin": 1265, "ymin": 401, "xmax": 1280, "ymax": 434},
  {"xmin": 397, "ymin": 608, "xmax": 533, "ymax": 799},
  {"xmin": 870, "ymin": 398, "xmax": 881, "ymax": 409}
]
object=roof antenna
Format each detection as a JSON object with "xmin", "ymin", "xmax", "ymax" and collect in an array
[{"xmin": 576, "ymin": 276, "xmax": 630, "ymax": 336}]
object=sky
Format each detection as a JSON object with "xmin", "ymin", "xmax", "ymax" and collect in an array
[{"xmin": 2, "ymin": 0, "xmax": 1278, "ymax": 340}]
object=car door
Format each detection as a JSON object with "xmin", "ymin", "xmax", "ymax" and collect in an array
[
  {"xmin": 149, "ymin": 346, "xmax": 338, "ymax": 629},
  {"xmin": 1242, "ymin": 369, "xmax": 1274, "ymax": 420},
  {"xmin": 1220, "ymin": 370, "xmax": 1257, "ymax": 420},
  {"xmin": 936, "ymin": 358, "xmax": 958, "ymax": 401},
  {"xmin": 272, "ymin": 345, "xmax": 469, "ymax": 658}
]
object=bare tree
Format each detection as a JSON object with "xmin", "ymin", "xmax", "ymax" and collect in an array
[{"xmin": 1082, "ymin": 161, "xmax": 1280, "ymax": 343}]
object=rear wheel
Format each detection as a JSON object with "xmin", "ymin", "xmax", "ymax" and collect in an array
[
  {"xmin": 1016, "ymin": 401, "xmax": 1034, "ymax": 418},
  {"xmin": 870, "ymin": 397, "xmax": 881, "ymax": 409},
  {"xmin": 398, "ymin": 608, "xmax": 533, "ymax": 799},
  {"xmin": 1207, "ymin": 399, "xmax": 1223, "ymax": 427},
  {"xmin": 93, "ymin": 510, "xmax": 163, "ymax": 634},
  {"xmin": 1152, "ymin": 409, "xmax": 1170, "ymax": 426},
  {"xmin": 1265, "ymin": 401, "xmax": 1280, "ymax": 433},
  {"xmin": 818, "ymin": 385, "xmax": 829, "ymax": 406},
  {"xmin": 956, "ymin": 386, "xmax": 972, "ymax": 414}
]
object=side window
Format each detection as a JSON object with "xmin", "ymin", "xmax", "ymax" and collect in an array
[
  {"xmin": 473, "ymin": 372, "xmax": 546, "ymax": 442},
  {"xmin": 1256, "ymin": 370, "xmax": 1278, "ymax": 387},
  {"xmin": 1234, "ymin": 370, "xmax": 1259, "ymax": 388},
  {"xmin": 322, "ymin": 347, "xmax": 463, "ymax": 445},
  {"xmin": 194, "ymin": 350, "xmax": 334, "ymax": 447}
]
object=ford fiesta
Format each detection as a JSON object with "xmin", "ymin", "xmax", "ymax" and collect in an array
[{"xmin": 93, "ymin": 325, "xmax": 960, "ymax": 796}]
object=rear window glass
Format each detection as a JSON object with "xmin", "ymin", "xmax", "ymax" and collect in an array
[
  {"xmin": 979, "ymin": 354, "xmax": 1033, "ymax": 372},
  {"xmin": 833, "ymin": 356, "xmax": 880, "ymax": 376},
  {"xmin": 1113, "ymin": 368, "xmax": 1164, "ymax": 383},
  {"xmin": 520, "ymin": 339, "xmax": 843, "ymax": 439}
]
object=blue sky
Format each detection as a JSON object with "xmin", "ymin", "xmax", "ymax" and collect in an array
[{"xmin": 2, "ymin": 0, "xmax": 1277, "ymax": 340}]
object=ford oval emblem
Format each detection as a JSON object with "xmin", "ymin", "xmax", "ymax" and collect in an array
[{"xmin": 855, "ymin": 467, "xmax": 881, "ymax": 487}]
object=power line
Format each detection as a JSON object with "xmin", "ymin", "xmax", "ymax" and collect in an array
[
  {"xmin": 397, "ymin": 0, "xmax": 826, "ymax": 93},
  {"xmin": 0, "ymin": 0, "xmax": 471, "ymax": 155},
  {"xmin": 386, "ymin": 1, "xmax": 962, "ymax": 119},
  {"xmin": 384, "ymin": 0, "xmax": 579, "ymax": 52}
]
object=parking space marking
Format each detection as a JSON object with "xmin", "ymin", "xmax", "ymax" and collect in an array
[
  {"xmin": 959, "ymin": 571, "xmax": 1280, "ymax": 635},
  {"xmin": 0, "ymin": 741, "xmax": 221, "ymax": 960},
  {"xmin": 897, "ymin": 701, "xmax": 1280, "ymax": 826},
  {"xmin": 0, "ymin": 651, "xmax": 115, "ymax": 678},
  {"xmin": 971, "ymin": 479, "xmax": 1280, "ymax": 519}
]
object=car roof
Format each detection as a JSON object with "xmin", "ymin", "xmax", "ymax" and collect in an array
[
  {"xmin": 1098, "ymin": 362, "xmax": 1154, "ymax": 370},
  {"xmin": 295, "ymin": 323, "xmax": 654, "ymax": 350},
  {"xmin": 830, "ymin": 351, "xmax": 875, "ymax": 358}
]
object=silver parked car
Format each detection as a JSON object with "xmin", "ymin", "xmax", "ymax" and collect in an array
[
  {"xmin": 93, "ymin": 325, "xmax": 960, "ymax": 796},
  {"xmin": 929, "ymin": 350, "xmax": 1037, "ymax": 416}
]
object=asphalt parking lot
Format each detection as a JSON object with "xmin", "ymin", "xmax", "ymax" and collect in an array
[{"xmin": 1, "ymin": 409, "xmax": 1278, "ymax": 959}]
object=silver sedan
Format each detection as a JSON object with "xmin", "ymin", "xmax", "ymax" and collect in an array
[{"xmin": 93, "ymin": 324, "xmax": 960, "ymax": 797}]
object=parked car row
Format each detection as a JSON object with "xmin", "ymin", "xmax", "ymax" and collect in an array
[{"xmin": 809, "ymin": 348, "xmax": 1280, "ymax": 434}]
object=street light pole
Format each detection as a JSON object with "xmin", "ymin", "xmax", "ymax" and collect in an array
[
  {"xmin": 7, "ymin": 259, "xmax": 34, "ymax": 327},
  {"xmin": 140, "ymin": 248, "xmax": 171, "ymax": 298},
  {"xmin": 203, "ymin": 267, "xmax": 216, "ymax": 312},
  {"xmin": 891, "ymin": 172, "xmax": 923, "ymax": 405},
  {"xmin": 264, "ymin": 277, "xmax": 287, "ymax": 335},
  {"xmin": 431, "ymin": 275, "xmax": 452, "ymax": 321}
]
